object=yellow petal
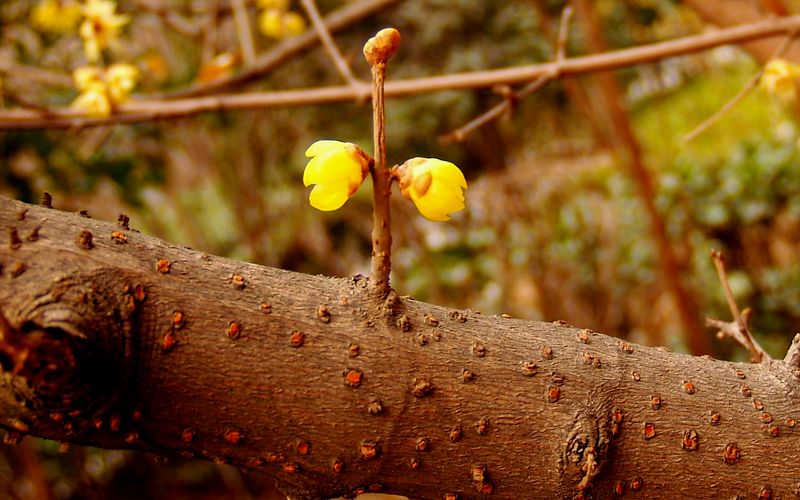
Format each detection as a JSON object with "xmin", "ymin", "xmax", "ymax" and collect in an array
[
  {"xmin": 309, "ymin": 182, "xmax": 350, "ymax": 211},
  {"xmin": 71, "ymin": 83, "xmax": 111, "ymax": 117},
  {"xmin": 73, "ymin": 66, "xmax": 102, "ymax": 91},
  {"xmin": 105, "ymin": 63, "xmax": 139, "ymax": 102},
  {"xmin": 305, "ymin": 140, "xmax": 343, "ymax": 158}
]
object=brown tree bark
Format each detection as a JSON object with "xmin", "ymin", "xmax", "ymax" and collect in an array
[{"xmin": 1, "ymin": 195, "xmax": 799, "ymax": 499}]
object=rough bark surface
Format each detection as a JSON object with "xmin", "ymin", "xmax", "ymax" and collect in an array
[{"xmin": 1, "ymin": 195, "xmax": 799, "ymax": 499}]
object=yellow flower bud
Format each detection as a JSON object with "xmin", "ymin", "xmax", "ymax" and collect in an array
[
  {"xmin": 761, "ymin": 59, "xmax": 800, "ymax": 101},
  {"xmin": 363, "ymin": 28, "xmax": 401, "ymax": 66},
  {"xmin": 105, "ymin": 63, "xmax": 139, "ymax": 103},
  {"xmin": 396, "ymin": 158, "xmax": 467, "ymax": 221},
  {"xmin": 303, "ymin": 140, "xmax": 372, "ymax": 211},
  {"xmin": 71, "ymin": 81, "xmax": 111, "ymax": 117}
]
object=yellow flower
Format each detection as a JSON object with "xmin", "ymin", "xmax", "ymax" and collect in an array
[
  {"xmin": 105, "ymin": 63, "xmax": 139, "ymax": 102},
  {"xmin": 303, "ymin": 140, "xmax": 371, "ymax": 211},
  {"xmin": 761, "ymin": 59, "xmax": 800, "ymax": 101},
  {"xmin": 258, "ymin": 9, "xmax": 306, "ymax": 39},
  {"xmin": 80, "ymin": 0, "xmax": 129, "ymax": 63},
  {"xmin": 396, "ymin": 158, "xmax": 467, "ymax": 221},
  {"xmin": 70, "ymin": 63, "xmax": 138, "ymax": 116},
  {"xmin": 71, "ymin": 81, "xmax": 111, "ymax": 117},
  {"xmin": 31, "ymin": 0, "xmax": 82, "ymax": 35}
]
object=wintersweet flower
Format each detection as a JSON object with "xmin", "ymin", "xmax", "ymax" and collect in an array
[
  {"xmin": 395, "ymin": 158, "xmax": 467, "ymax": 221},
  {"xmin": 104, "ymin": 63, "xmax": 139, "ymax": 102},
  {"xmin": 80, "ymin": 0, "xmax": 130, "ymax": 63},
  {"xmin": 303, "ymin": 140, "xmax": 372, "ymax": 211},
  {"xmin": 31, "ymin": 0, "xmax": 82, "ymax": 35},
  {"xmin": 71, "ymin": 81, "xmax": 111, "ymax": 116},
  {"xmin": 761, "ymin": 59, "xmax": 800, "ymax": 101},
  {"xmin": 70, "ymin": 63, "xmax": 138, "ymax": 116}
]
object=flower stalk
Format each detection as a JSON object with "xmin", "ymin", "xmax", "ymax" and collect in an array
[{"xmin": 363, "ymin": 28, "xmax": 401, "ymax": 297}]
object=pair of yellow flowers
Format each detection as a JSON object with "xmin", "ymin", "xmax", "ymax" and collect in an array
[{"xmin": 303, "ymin": 141, "xmax": 467, "ymax": 221}]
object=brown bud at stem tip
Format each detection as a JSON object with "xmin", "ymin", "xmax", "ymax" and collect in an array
[{"xmin": 363, "ymin": 28, "xmax": 401, "ymax": 66}]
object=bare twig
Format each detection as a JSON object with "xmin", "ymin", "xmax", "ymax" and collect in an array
[
  {"xmin": 231, "ymin": 0, "xmax": 256, "ymax": 66},
  {"xmin": 684, "ymin": 30, "xmax": 799, "ymax": 142},
  {"xmin": 4, "ymin": 15, "xmax": 800, "ymax": 130},
  {"xmin": 556, "ymin": 5, "xmax": 573, "ymax": 61},
  {"xmin": 201, "ymin": 0, "xmax": 219, "ymax": 63},
  {"xmin": 0, "ymin": 62, "xmax": 72, "ymax": 88},
  {"xmin": 706, "ymin": 250, "xmax": 770, "ymax": 362},
  {"xmin": 299, "ymin": 0, "xmax": 363, "ymax": 89},
  {"xmin": 441, "ymin": 6, "xmax": 573, "ymax": 144}
]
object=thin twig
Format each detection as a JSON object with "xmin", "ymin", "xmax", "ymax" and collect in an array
[
  {"xmin": 4, "ymin": 15, "xmax": 800, "ymax": 130},
  {"xmin": 556, "ymin": 5, "xmax": 573, "ymax": 61},
  {"xmin": 201, "ymin": 0, "xmax": 219, "ymax": 63},
  {"xmin": 706, "ymin": 249, "xmax": 770, "ymax": 362},
  {"xmin": 230, "ymin": 0, "xmax": 256, "ymax": 66},
  {"xmin": 299, "ymin": 0, "xmax": 362, "ymax": 89},
  {"xmin": 364, "ymin": 29, "xmax": 401, "ymax": 297},
  {"xmin": 440, "ymin": 6, "xmax": 574, "ymax": 143},
  {"xmin": 683, "ymin": 30, "xmax": 799, "ymax": 142}
]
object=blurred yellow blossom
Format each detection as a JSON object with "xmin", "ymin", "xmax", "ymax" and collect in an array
[
  {"xmin": 71, "ymin": 63, "xmax": 138, "ymax": 116},
  {"xmin": 71, "ymin": 81, "xmax": 111, "ymax": 116},
  {"xmin": 73, "ymin": 65, "xmax": 103, "ymax": 90},
  {"xmin": 31, "ymin": 0, "xmax": 82, "ymax": 35},
  {"xmin": 303, "ymin": 140, "xmax": 371, "ymax": 211},
  {"xmin": 258, "ymin": 8, "xmax": 306, "ymax": 39},
  {"xmin": 105, "ymin": 63, "xmax": 138, "ymax": 102},
  {"xmin": 80, "ymin": 0, "xmax": 129, "ymax": 63},
  {"xmin": 395, "ymin": 158, "xmax": 467, "ymax": 221},
  {"xmin": 761, "ymin": 59, "xmax": 800, "ymax": 101}
]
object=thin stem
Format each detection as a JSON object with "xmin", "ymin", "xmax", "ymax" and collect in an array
[
  {"xmin": 684, "ymin": 30, "xmax": 799, "ymax": 142},
  {"xmin": 711, "ymin": 250, "xmax": 742, "ymax": 324},
  {"xmin": 369, "ymin": 61, "xmax": 392, "ymax": 296},
  {"xmin": 707, "ymin": 249, "xmax": 770, "ymax": 362},
  {"xmin": 231, "ymin": 0, "xmax": 256, "ymax": 66},
  {"xmin": 299, "ymin": 0, "xmax": 362, "ymax": 88}
]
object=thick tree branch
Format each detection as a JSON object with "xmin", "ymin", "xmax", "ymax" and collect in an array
[
  {"xmin": 3, "ymin": 15, "xmax": 800, "ymax": 130},
  {"xmin": 1, "ymin": 197, "xmax": 800, "ymax": 499}
]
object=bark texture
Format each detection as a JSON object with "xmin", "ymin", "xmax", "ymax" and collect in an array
[{"xmin": 0, "ymin": 195, "xmax": 799, "ymax": 499}]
